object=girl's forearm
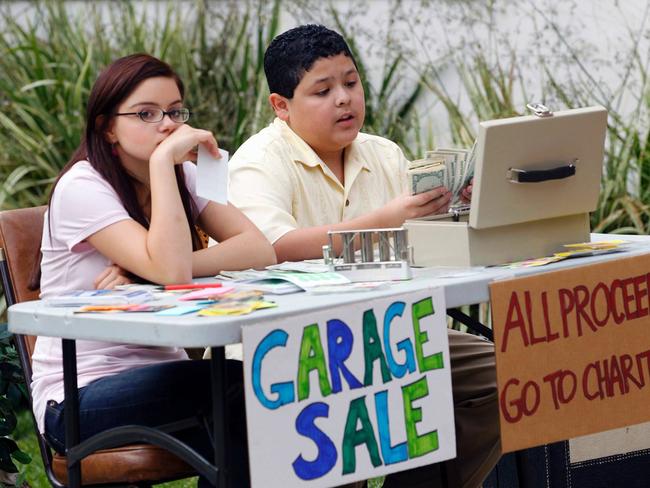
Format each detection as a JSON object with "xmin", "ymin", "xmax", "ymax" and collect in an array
[
  {"xmin": 192, "ymin": 231, "xmax": 277, "ymax": 277},
  {"xmin": 147, "ymin": 158, "xmax": 193, "ymax": 281}
]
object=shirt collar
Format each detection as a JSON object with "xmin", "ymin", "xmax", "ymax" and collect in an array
[{"xmin": 273, "ymin": 118, "xmax": 371, "ymax": 173}]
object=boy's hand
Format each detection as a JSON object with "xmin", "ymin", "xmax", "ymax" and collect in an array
[
  {"xmin": 460, "ymin": 178, "xmax": 474, "ymax": 203},
  {"xmin": 381, "ymin": 187, "xmax": 452, "ymax": 227},
  {"xmin": 94, "ymin": 265, "xmax": 132, "ymax": 290}
]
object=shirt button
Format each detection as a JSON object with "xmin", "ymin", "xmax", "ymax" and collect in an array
[{"xmin": 345, "ymin": 199, "xmax": 350, "ymax": 207}]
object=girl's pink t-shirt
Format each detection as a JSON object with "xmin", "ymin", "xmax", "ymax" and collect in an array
[{"xmin": 31, "ymin": 160, "xmax": 208, "ymax": 432}]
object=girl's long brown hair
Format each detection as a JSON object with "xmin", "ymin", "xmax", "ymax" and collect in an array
[{"xmin": 30, "ymin": 54, "xmax": 201, "ymax": 289}]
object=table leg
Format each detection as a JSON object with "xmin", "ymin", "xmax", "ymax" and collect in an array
[
  {"xmin": 210, "ymin": 346, "xmax": 230, "ymax": 487},
  {"xmin": 447, "ymin": 308, "xmax": 494, "ymax": 341},
  {"xmin": 62, "ymin": 339, "xmax": 81, "ymax": 488}
]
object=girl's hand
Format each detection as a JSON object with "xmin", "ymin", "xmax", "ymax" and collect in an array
[
  {"xmin": 380, "ymin": 187, "xmax": 452, "ymax": 227},
  {"xmin": 151, "ymin": 124, "xmax": 220, "ymax": 165},
  {"xmin": 94, "ymin": 265, "xmax": 132, "ymax": 290}
]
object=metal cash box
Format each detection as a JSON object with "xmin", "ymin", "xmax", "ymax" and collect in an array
[{"xmin": 404, "ymin": 105, "xmax": 608, "ymax": 267}]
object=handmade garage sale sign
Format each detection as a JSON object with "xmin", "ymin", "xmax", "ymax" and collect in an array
[
  {"xmin": 491, "ymin": 253, "xmax": 650, "ymax": 453},
  {"xmin": 242, "ymin": 288, "xmax": 455, "ymax": 487}
]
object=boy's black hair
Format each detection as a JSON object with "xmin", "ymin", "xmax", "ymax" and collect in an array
[{"xmin": 264, "ymin": 24, "xmax": 357, "ymax": 99}]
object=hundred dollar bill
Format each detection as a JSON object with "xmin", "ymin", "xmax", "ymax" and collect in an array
[
  {"xmin": 408, "ymin": 156, "xmax": 445, "ymax": 170},
  {"xmin": 409, "ymin": 165, "xmax": 446, "ymax": 195},
  {"xmin": 425, "ymin": 146, "xmax": 477, "ymax": 202}
]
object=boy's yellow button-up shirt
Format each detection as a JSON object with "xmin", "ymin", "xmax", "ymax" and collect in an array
[{"xmin": 229, "ymin": 118, "xmax": 409, "ymax": 244}]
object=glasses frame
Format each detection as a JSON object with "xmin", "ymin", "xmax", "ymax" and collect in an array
[{"xmin": 113, "ymin": 107, "xmax": 192, "ymax": 124}]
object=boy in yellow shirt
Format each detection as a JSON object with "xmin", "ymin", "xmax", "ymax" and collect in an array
[{"xmin": 229, "ymin": 24, "xmax": 499, "ymax": 488}]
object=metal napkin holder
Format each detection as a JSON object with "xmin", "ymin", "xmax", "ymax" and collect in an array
[{"xmin": 322, "ymin": 227, "xmax": 412, "ymax": 282}]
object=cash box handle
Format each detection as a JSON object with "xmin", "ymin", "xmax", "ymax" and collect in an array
[{"xmin": 507, "ymin": 162, "xmax": 576, "ymax": 183}]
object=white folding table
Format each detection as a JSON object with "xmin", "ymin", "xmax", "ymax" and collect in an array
[{"xmin": 9, "ymin": 234, "xmax": 650, "ymax": 487}]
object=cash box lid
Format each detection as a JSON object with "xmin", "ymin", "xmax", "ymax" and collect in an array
[{"xmin": 469, "ymin": 105, "xmax": 607, "ymax": 229}]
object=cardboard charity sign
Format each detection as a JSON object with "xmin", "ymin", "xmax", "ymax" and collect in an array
[
  {"xmin": 490, "ymin": 252, "xmax": 650, "ymax": 453},
  {"xmin": 242, "ymin": 288, "xmax": 455, "ymax": 487}
]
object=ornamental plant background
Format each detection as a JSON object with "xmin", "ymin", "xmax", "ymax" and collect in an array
[
  {"xmin": 0, "ymin": 0, "xmax": 648, "ymax": 485},
  {"xmin": 0, "ymin": 324, "xmax": 30, "ymax": 485}
]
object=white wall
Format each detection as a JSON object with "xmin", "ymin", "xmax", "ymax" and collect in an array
[{"xmin": 2, "ymin": 0, "xmax": 648, "ymax": 145}]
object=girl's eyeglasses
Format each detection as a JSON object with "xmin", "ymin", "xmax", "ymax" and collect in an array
[{"xmin": 114, "ymin": 107, "xmax": 191, "ymax": 123}]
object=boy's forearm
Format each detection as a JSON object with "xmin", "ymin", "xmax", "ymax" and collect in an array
[
  {"xmin": 273, "ymin": 228, "xmax": 330, "ymax": 262},
  {"xmin": 273, "ymin": 209, "xmax": 388, "ymax": 262}
]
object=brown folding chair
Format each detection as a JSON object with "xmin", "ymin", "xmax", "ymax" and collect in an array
[{"xmin": 0, "ymin": 206, "xmax": 196, "ymax": 486}]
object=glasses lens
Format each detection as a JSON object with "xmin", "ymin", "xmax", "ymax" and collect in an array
[
  {"xmin": 170, "ymin": 108, "xmax": 190, "ymax": 123},
  {"xmin": 138, "ymin": 109, "xmax": 164, "ymax": 123}
]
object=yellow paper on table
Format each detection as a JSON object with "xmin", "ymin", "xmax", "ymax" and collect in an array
[
  {"xmin": 198, "ymin": 300, "xmax": 277, "ymax": 316},
  {"xmin": 76, "ymin": 305, "xmax": 133, "ymax": 313},
  {"xmin": 199, "ymin": 305, "xmax": 254, "ymax": 316},
  {"xmin": 499, "ymin": 255, "xmax": 566, "ymax": 268},
  {"xmin": 563, "ymin": 240, "xmax": 627, "ymax": 250},
  {"xmin": 554, "ymin": 248, "xmax": 624, "ymax": 259}
]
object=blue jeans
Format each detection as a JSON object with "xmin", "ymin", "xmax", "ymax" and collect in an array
[{"xmin": 44, "ymin": 359, "xmax": 249, "ymax": 487}]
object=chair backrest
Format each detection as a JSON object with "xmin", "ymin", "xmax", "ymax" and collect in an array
[
  {"xmin": 0, "ymin": 206, "xmax": 45, "ymax": 303},
  {"xmin": 0, "ymin": 206, "xmax": 64, "ymax": 485},
  {"xmin": 0, "ymin": 206, "xmax": 46, "ymax": 356}
]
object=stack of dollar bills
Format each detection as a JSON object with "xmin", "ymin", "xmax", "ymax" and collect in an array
[{"xmin": 407, "ymin": 143, "xmax": 476, "ymax": 204}]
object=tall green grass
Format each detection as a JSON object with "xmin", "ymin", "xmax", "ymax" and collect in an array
[
  {"xmin": 527, "ymin": 2, "xmax": 650, "ymax": 234},
  {"xmin": 422, "ymin": 50, "xmax": 524, "ymax": 148},
  {"xmin": 0, "ymin": 0, "xmax": 281, "ymax": 210},
  {"xmin": 2, "ymin": 1, "xmax": 648, "ymax": 242},
  {"xmin": 418, "ymin": 2, "xmax": 650, "ymax": 234}
]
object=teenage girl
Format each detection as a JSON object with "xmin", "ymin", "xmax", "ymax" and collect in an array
[{"xmin": 31, "ymin": 53, "xmax": 276, "ymax": 486}]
